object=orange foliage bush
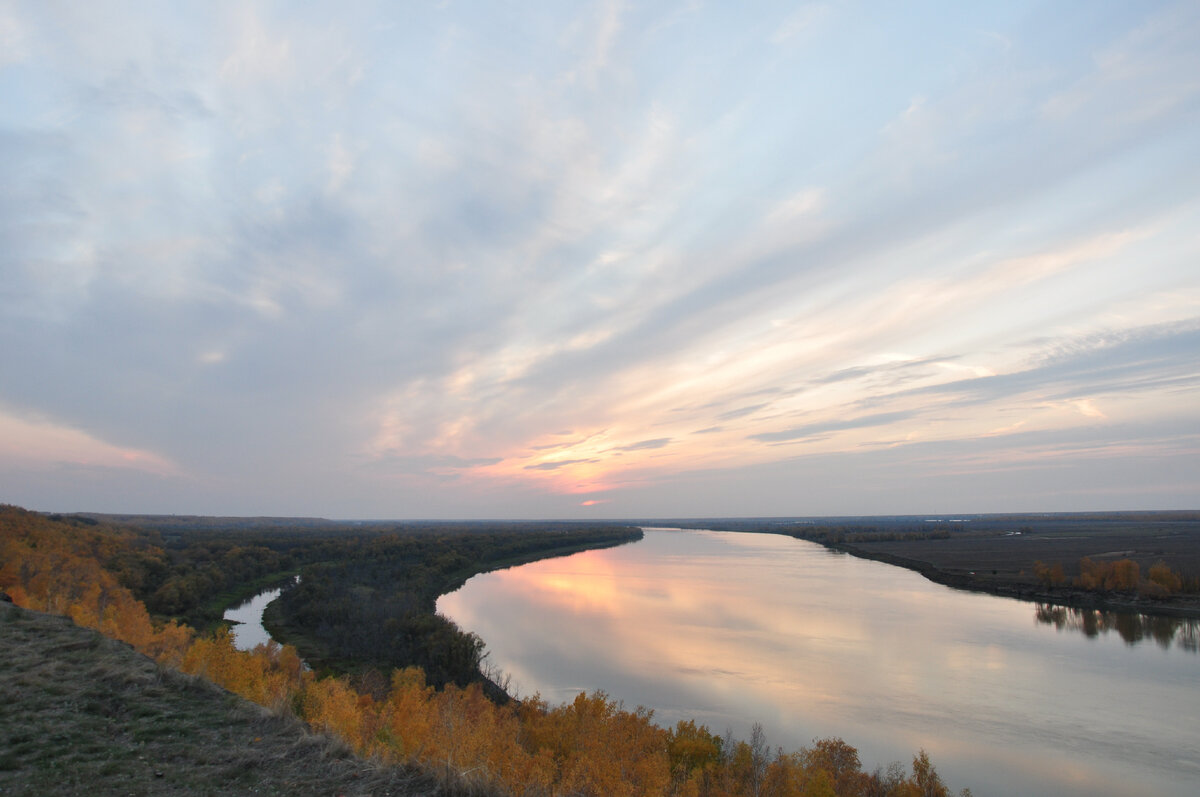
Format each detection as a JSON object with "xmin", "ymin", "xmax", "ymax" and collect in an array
[
  {"xmin": 1075, "ymin": 557, "xmax": 1140, "ymax": 591},
  {"xmin": 1147, "ymin": 560, "xmax": 1183, "ymax": 594},
  {"xmin": 1067, "ymin": 556, "xmax": 1195, "ymax": 597},
  {"xmin": 1032, "ymin": 560, "xmax": 1066, "ymax": 587}
]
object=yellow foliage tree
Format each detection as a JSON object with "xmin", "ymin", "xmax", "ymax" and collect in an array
[{"xmin": 1148, "ymin": 560, "xmax": 1182, "ymax": 594}]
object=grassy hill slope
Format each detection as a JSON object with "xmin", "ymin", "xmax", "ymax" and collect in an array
[{"xmin": 0, "ymin": 602, "xmax": 457, "ymax": 797}]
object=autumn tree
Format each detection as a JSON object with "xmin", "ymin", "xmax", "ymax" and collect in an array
[
  {"xmin": 804, "ymin": 737, "xmax": 871, "ymax": 796},
  {"xmin": 1076, "ymin": 557, "xmax": 1140, "ymax": 592},
  {"xmin": 1031, "ymin": 560, "xmax": 1065, "ymax": 587},
  {"xmin": 667, "ymin": 719, "xmax": 723, "ymax": 785},
  {"xmin": 911, "ymin": 749, "xmax": 949, "ymax": 797},
  {"xmin": 1147, "ymin": 560, "xmax": 1183, "ymax": 594}
]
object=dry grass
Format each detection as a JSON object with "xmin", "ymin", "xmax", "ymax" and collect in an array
[{"xmin": 0, "ymin": 603, "xmax": 477, "ymax": 796}]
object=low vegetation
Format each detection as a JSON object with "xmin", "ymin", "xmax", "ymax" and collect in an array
[{"xmin": 1, "ymin": 504, "xmax": 968, "ymax": 795}]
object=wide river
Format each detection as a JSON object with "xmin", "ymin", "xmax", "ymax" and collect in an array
[{"xmin": 437, "ymin": 528, "xmax": 1199, "ymax": 797}]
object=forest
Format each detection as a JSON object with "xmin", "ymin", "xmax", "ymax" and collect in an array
[
  {"xmin": 1, "ymin": 504, "xmax": 969, "ymax": 796},
  {"xmin": 266, "ymin": 524, "xmax": 644, "ymax": 689}
]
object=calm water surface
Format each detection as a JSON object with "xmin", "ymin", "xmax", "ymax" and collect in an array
[{"xmin": 438, "ymin": 529, "xmax": 1200, "ymax": 797}]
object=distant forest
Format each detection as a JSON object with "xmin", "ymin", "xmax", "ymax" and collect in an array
[{"xmin": 72, "ymin": 511, "xmax": 642, "ymax": 688}]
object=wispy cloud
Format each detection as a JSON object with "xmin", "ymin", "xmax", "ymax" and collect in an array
[
  {"xmin": 371, "ymin": 453, "xmax": 503, "ymax": 475},
  {"xmin": 611, "ymin": 438, "xmax": 672, "ymax": 452},
  {"xmin": 0, "ymin": 408, "xmax": 179, "ymax": 476},
  {"xmin": 717, "ymin": 405, "xmax": 768, "ymax": 422},
  {"xmin": 749, "ymin": 412, "xmax": 917, "ymax": 444},
  {"xmin": 898, "ymin": 320, "xmax": 1200, "ymax": 408},
  {"xmin": 770, "ymin": 3, "xmax": 831, "ymax": 45},
  {"xmin": 524, "ymin": 459, "xmax": 599, "ymax": 471},
  {"xmin": 1042, "ymin": 3, "xmax": 1200, "ymax": 125}
]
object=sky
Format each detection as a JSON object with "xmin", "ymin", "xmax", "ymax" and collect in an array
[{"xmin": 1, "ymin": 1, "xmax": 1198, "ymax": 519}]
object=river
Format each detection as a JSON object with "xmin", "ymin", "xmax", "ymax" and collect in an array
[
  {"xmin": 223, "ymin": 584, "xmax": 286, "ymax": 651},
  {"xmin": 437, "ymin": 528, "xmax": 1200, "ymax": 797}
]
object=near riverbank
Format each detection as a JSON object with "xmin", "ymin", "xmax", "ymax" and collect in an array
[{"xmin": 0, "ymin": 601, "xmax": 459, "ymax": 796}]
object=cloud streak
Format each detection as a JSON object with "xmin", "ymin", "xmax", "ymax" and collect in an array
[{"xmin": 749, "ymin": 412, "xmax": 918, "ymax": 444}]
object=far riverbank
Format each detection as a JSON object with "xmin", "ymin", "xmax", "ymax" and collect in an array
[
  {"xmin": 818, "ymin": 537, "xmax": 1200, "ymax": 620},
  {"xmin": 663, "ymin": 511, "xmax": 1200, "ymax": 620}
]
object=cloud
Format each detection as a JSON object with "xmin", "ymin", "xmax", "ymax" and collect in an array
[
  {"xmin": 524, "ymin": 459, "xmax": 598, "ymax": 471},
  {"xmin": 765, "ymin": 188, "xmax": 825, "ymax": 226},
  {"xmin": 372, "ymin": 454, "xmax": 503, "ymax": 475},
  {"xmin": 770, "ymin": 3, "xmax": 831, "ymax": 44},
  {"xmin": 0, "ymin": 5, "xmax": 31, "ymax": 66},
  {"xmin": 576, "ymin": 0, "xmax": 626, "ymax": 86},
  {"xmin": 1041, "ymin": 4, "xmax": 1200, "ymax": 126},
  {"xmin": 219, "ymin": 7, "xmax": 294, "ymax": 85},
  {"xmin": 0, "ymin": 409, "xmax": 179, "ymax": 476},
  {"xmin": 1069, "ymin": 399, "xmax": 1106, "ymax": 419},
  {"xmin": 811, "ymin": 358, "xmax": 947, "ymax": 388},
  {"xmin": 717, "ymin": 405, "xmax": 767, "ymax": 422},
  {"xmin": 749, "ymin": 412, "xmax": 918, "ymax": 444},
  {"xmin": 612, "ymin": 438, "xmax": 672, "ymax": 452},
  {"xmin": 899, "ymin": 319, "xmax": 1200, "ymax": 408}
]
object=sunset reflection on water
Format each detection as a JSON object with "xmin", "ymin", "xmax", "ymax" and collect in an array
[
  {"xmin": 438, "ymin": 529, "xmax": 1199, "ymax": 797},
  {"xmin": 481, "ymin": 531, "xmax": 875, "ymax": 708}
]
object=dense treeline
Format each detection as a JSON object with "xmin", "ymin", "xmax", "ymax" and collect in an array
[
  {"xmin": 1, "ymin": 505, "xmax": 197, "ymax": 668},
  {"xmin": 23, "ymin": 509, "xmax": 643, "ymax": 685},
  {"xmin": 1, "ymin": 505, "xmax": 968, "ymax": 796},
  {"xmin": 271, "ymin": 526, "xmax": 642, "ymax": 689},
  {"xmin": 98, "ymin": 514, "xmax": 643, "ymax": 634},
  {"xmin": 64, "ymin": 516, "xmax": 330, "ymax": 629}
]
